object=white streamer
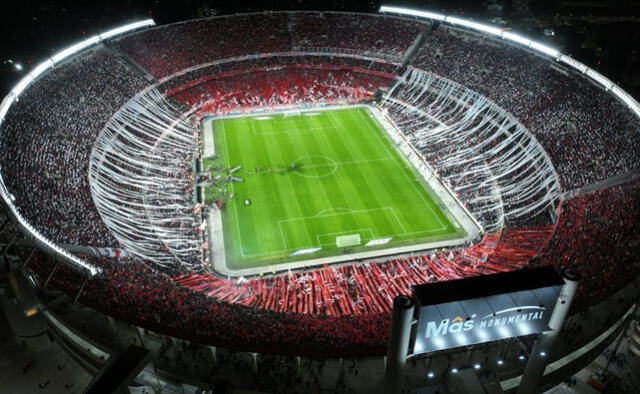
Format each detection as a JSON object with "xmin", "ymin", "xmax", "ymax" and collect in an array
[
  {"xmin": 89, "ymin": 89, "xmax": 201, "ymax": 267},
  {"xmin": 382, "ymin": 68, "xmax": 560, "ymax": 232}
]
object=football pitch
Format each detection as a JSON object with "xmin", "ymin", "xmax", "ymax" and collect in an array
[{"xmin": 204, "ymin": 107, "xmax": 468, "ymax": 271}]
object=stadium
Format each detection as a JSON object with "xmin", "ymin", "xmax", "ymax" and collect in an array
[{"xmin": 0, "ymin": 5, "xmax": 639, "ymax": 394}]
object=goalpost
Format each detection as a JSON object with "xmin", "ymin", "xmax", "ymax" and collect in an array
[
  {"xmin": 283, "ymin": 110, "xmax": 301, "ymax": 118},
  {"xmin": 336, "ymin": 234, "xmax": 361, "ymax": 248}
]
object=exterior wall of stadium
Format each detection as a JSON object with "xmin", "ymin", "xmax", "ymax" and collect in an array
[{"xmin": 0, "ymin": 9, "xmax": 639, "ymax": 393}]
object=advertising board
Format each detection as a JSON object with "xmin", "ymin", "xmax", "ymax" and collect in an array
[{"xmin": 412, "ymin": 266, "xmax": 564, "ymax": 354}]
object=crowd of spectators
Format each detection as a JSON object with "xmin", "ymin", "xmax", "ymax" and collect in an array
[
  {"xmin": 382, "ymin": 75, "xmax": 555, "ymax": 233},
  {"xmin": 159, "ymin": 55, "xmax": 401, "ymax": 94},
  {"xmin": 0, "ymin": 47, "xmax": 149, "ymax": 247},
  {"xmin": 539, "ymin": 179, "xmax": 640, "ymax": 307},
  {"xmin": 89, "ymin": 87, "xmax": 203, "ymax": 268},
  {"xmin": 25, "ymin": 224, "xmax": 553, "ymax": 356},
  {"xmin": 112, "ymin": 13, "xmax": 292, "ymax": 78},
  {"xmin": 2, "ymin": 10, "xmax": 639, "ymax": 357},
  {"xmin": 168, "ymin": 65, "xmax": 393, "ymax": 117},
  {"xmin": 411, "ymin": 26, "xmax": 640, "ymax": 189},
  {"xmin": 177, "ymin": 226, "xmax": 553, "ymax": 316},
  {"xmin": 289, "ymin": 12, "xmax": 426, "ymax": 60},
  {"xmin": 112, "ymin": 12, "xmax": 423, "ymax": 79}
]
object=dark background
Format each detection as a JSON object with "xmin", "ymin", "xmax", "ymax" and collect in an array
[{"xmin": 1, "ymin": 0, "xmax": 639, "ymax": 98}]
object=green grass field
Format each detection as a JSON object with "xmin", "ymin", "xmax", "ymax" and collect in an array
[{"xmin": 204, "ymin": 107, "xmax": 466, "ymax": 270}]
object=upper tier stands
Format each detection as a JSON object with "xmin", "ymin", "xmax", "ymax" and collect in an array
[
  {"xmin": 158, "ymin": 55, "xmax": 401, "ymax": 94},
  {"xmin": 112, "ymin": 13, "xmax": 292, "ymax": 78},
  {"xmin": 0, "ymin": 47, "xmax": 148, "ymax": 247},
  {"xmin": 289, "ymin": 12, "xmax": 426, "ymax": 59},
  {"xmin": 410, "ymin": 26, "xmax": 640, "ymax": 189},
  {"xmin": 112, "ymin": 12, "xmax": 423, "ymax": 79}
]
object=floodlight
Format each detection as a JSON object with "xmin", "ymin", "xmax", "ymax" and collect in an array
[
  {"xmin": 51, "ymin": 35, "xmax": 100, "ymax": 63},
  {"xmin": 528, "ymin": 41, "xmax": 559, "ymax": 58},
  {"xmin": 446, "ymin": 16, "xmax": 502, "ymax": 36},
  {"xmin": 379, "ymin": 6, "xmax": 445, "ymax": 21},
  {"xmin": 99, "ymin": 19, "xmax": 155, "ymax": 40},
  {"xmin": 11, "ymin": 75, "xmax": 33, "ymax": 97},
  {"xmin": 502, "ymin": 31, "xmax": 530, "ymax": 46},
  {"xmin": 29, "ymin": 59, "xmax": 54, "ymax": 79}
]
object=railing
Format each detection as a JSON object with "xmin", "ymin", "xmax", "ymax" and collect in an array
[{"xmin": 291, "ymin": 46, "xmax": 402, "ymax": 62}]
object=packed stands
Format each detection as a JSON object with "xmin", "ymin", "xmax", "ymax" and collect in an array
[
  {"xmin": 112, "ymin": 13, "xmax": 291, "ymax": 78},
  {"xmin": 28, "ymin": 224, "xmax": 552, "ymax": 356},
  {"xmin": 112, "ymin": 12, "xmax": 422, "ymax": 79},
  {"xmin": 0, "ymin": 47, "xmax": 148, "ymax": 247},
  {"xmin": 289, "ymin": 12, "xmax": 426, "ymax": 60},
  {"xmin": 539, "ymin": 180, "xmax": 640, "ymax": 307},
  {"xmin": 411, "ymin": 26, "xmax": 640, "ymax": 189},
  {"xmin": 1, "ymin": 11, "xmax": 639, "ymax": 357},
  {"xmin": 168, "ymin": 66, "xmax": 394, "ymax": 116},
  {"xmin": 158, "ymin": 55, "xmax": 401, "ymax": 94}
]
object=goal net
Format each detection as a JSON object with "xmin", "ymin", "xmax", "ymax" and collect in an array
[
  {"xmin": 336, "ymin": 234, "xmax": 361, "ymax": 248},
  {"xmin": 283, "ymin": 110, "xmax": 301, "ymax": 117}
]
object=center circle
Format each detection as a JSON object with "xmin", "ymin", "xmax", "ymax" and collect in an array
[{"xmin": 292, "ymin": 155, "xmax": 338, "ymax": 179}]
